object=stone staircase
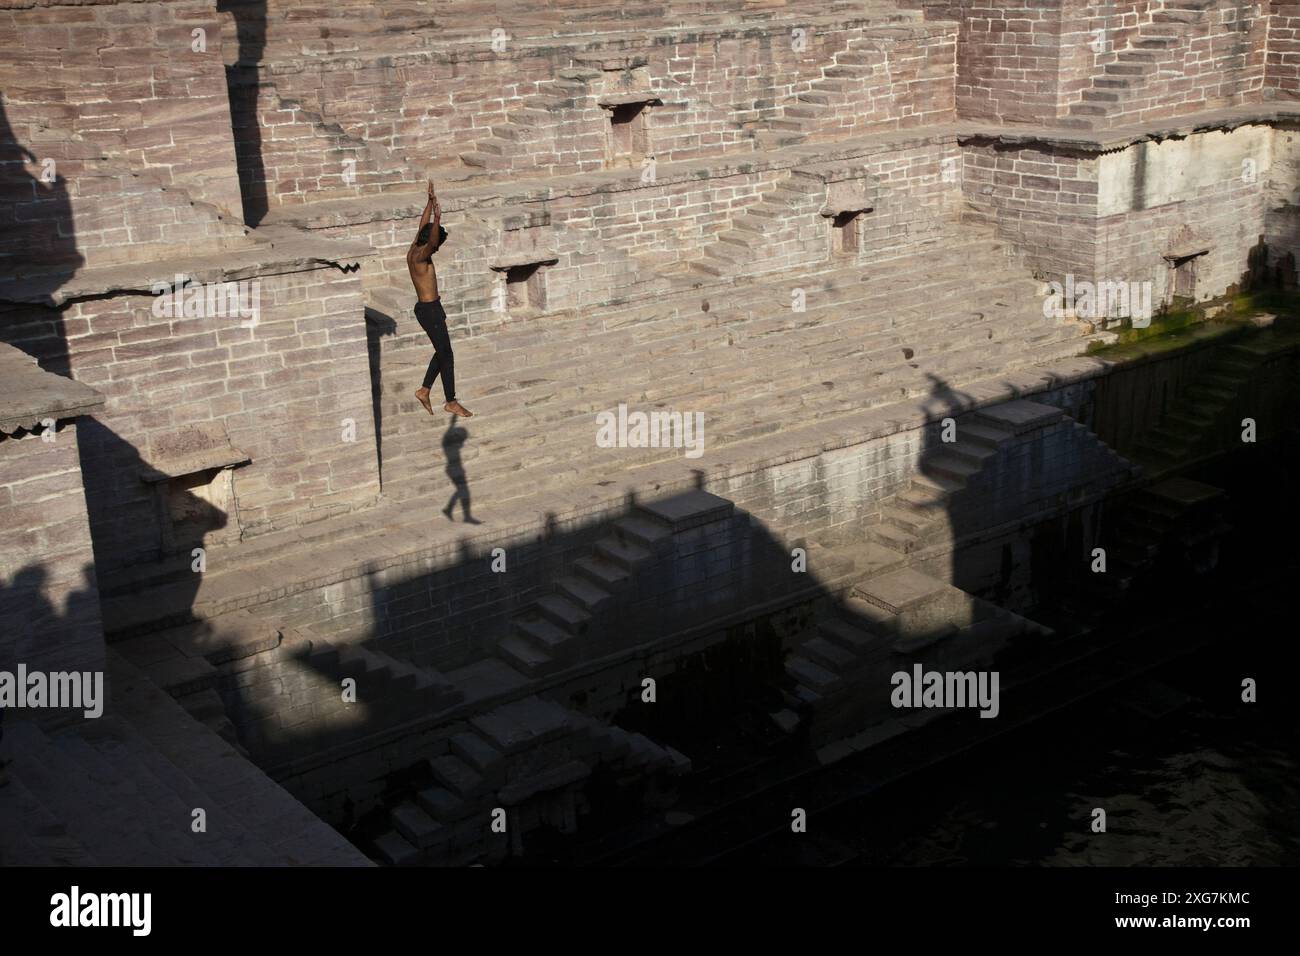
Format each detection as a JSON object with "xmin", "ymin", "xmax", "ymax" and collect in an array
[
  {"xmin": 496, "ymin": 509, "xmax": 677, "ymax": 676},
  {"xmin": 757, "ymin": 34, "xmax": 892, "ymax": 148},
  {"xmin": 0, "ymin": 653, "xmax": 370, "ymax": 866},
  {"xmin": 495, "ymin": 490, "xmax": 854, "ymax": 677},
  {"xmin": 1131, "ymin": 339, "xmax": 1270, "ymax": 470},
  {"xmin": 769, "ymin": 398, "xmax": 1141, "ymax": 749},
  {"xmin": 113, "ymin": 616, "xmax": 467, "ymax": 767},
  {"xmin": 868, "ymin": 400, "xmax": 1136, "ymax": 556},
  {"xmin": 1065, "ymin": 0, "xmax": 1220, "ymax": 129},
  {"xmin": 458, "ymin": 69, "xmax": 607, "ymax": 178},
  {"xmin": 775, "ymin": 566, "xmax": 1050, "ymax": 752},
  {"xmin": 1075, "ymin": 475, "xmax": 1229, "ymax": 601},
  {"xmin": 689, "ymin": 175, "xmax": 826, "ymax": 278},
  {"xmin": 369, "ymin": 230, "xmax": 1102, "ymax": 507},
  {"xmin": 370, "ymin": 695, "xmax": 689, "ymax": 865}
]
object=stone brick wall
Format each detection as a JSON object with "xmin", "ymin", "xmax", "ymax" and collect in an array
[
  {"xmin": 903, "ymin": 0, "xmax": 1070, "ymax": 123},
  {"xmin": 1079, "ymin": 0, "xmax": 1268, "ymax": 128},
  {"xmin": 0, "ymin": 0, "xmax": 249, "ymax": 271},
  {"xmin": 317, "ymin": 136, "xmax": 962, "ymax": 329},
  {"xmin": 906, "ymin": 0, "xmax": 1269, "ymax": 126},
  {"xmin": 229, "ymin": 15, "xmax": 955, "ymax": 209},
  {"xmin": 1, "ymin": 263, "xmax": 380, "ymax": 576},
  {"xmin": 253, "ymin": 415, "xmax": 931, "ymax": 671},
  {"xmin": 961, "ymin": 139, "xmax": 1101, "ymax": 280},
  {"xmin": 964, "ymin": 123, "xmax": 1275, "ymax": 307},
  {"xmin": 1266, "ymin": 1, "xmax": 1300, "ymax": 94},
  {"xmin": 1095, "ymin": 125, "xmax": 1272, "ymax": 305},
  {"xmin": 0, "ymin": 420, "xmax": 104, "ymax": 679}
]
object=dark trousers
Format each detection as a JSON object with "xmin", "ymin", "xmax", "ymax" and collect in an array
[{"xmin": 415, "ymin": 299, "xmax": 455, "ymax": 402}]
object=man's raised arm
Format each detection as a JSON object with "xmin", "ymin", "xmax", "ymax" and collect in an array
[{"xmin": 407, "ymin": 181, "xmax": 441, "ymax": 261}]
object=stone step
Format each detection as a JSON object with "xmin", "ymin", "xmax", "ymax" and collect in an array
[
  {"xmin": 450, "ymin": 731, "xmax": 505, "ymax": 778},
  {"xmin": 866, "ymin": 518, "xmax": 923, "ymax": 555},
  {"xmin": 428, "ymin": 754, "xmax": 486, "ymax": 800},
  {"xmin": 515, "ymin": 615, "xmax": 581, "ymax": 663},
  {"xmin": 855, "ymin": 567, "xmax": 952, "ymax": 616},
  {"xmin": 785, "ymin": 655, "xmax": 843, "ymax": 693},
  {"xmin": 536, "ymin": 593, "xmax": 592, "ymax": 635},
  {"xmin": 555, "ymin": 574, "xmax": 614, "ymax": 612},
  {"xmin": 391, "ymin": 801, "xmax": 447, "ymax": 850},
  {"xmin": 594, "ymin": 535, "xmax": 655, "ymax": 569},
  {"xmin": 818, "ymin": 617, "xmax": 882, "ymax": 656},
  {"xmin": 0, "ymin": 737, "xmax": 100, "ymax": 866},
  {"xmin": 416, "ymin": 784, "xmax": 476, "ymax": 823},
  {"xmin": 920, "ymin": 452, "xmax": 983, "ymax": 484},
  {"xmin": 105, "ymin": 654, "xmax": 368, "ymax": 865},
  {"xmin": 496, "ymin": 635, "xmax": 557, "ymax": 677},
  {"xmin": 372, "ymin": 829, "xmax": 421, "ymax": 866},
  {"xmin": 574, "ymin": 554, "xmax": 631, "ymax": 591},
  {"xmin": 801, "ymin": 635, "xmax": 859, "ymax": 671},
  {"xmin": 470, "ymin": 696, "xmax": 574, "ymax": 754},
  {"xmin": 612, "ymin": 514, "xmax": 673, "ymax": 549}
]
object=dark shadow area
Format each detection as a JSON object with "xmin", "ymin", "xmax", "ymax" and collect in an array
[
  {"xmin": 76, "ymin": 420, "xmax": 228, "ymax": 634},
  {"xmin": 0, "ymin": 95, "xmax": 84, "ymax": 375},
  {"xmin": 202, "ymin": 486, "xmax": 833, "ymax": 859},
  {"xmin": 218, "ymin": 0, "xmax": 270, "ymax": 226},
  {"xmin": 440, "ymin": 415, "xmax": 479, "ymax": 523},
  {"xmin": 364, "ymin": 306, "xmax": 398, "ymax": 486},
  {"xmin": 0, "ymin": 562, "xmax": 100, "ymax": 668}
]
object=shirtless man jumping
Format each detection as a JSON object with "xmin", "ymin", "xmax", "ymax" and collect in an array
[{"xmin": 408, "ymin": 180, "xmax": 472, "ymax": 418}]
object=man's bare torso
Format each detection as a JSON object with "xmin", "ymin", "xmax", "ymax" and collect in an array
[{"xmin": 408, "ymin": 257, "xmax": 439, "ymax": 303}]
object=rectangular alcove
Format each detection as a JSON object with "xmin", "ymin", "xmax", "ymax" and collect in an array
[
  {"xmin": 598, "ymin": 94, "xmax": 660, "ymax": 168},
  {"xmin": 490, "ymin": 252, "xmax": 559, "ymax": 317},
  {"xmin": 139, "ymin": 423, "xmax": 249, "ymax": 554},
  {"xmin": 832, "ymin": 210, "xmax": 863, "ymax": 256},
  {"xmin": 506, "ymin": 262, "xmax": 545, "ymax": 311},
  {"xmin": 1163, "ymin": 240, "xmax": 1210, "ymax": 305}
]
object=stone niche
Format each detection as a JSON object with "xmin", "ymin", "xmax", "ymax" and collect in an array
[
  {"xmin": 598, "ymin": 92, "xmax": 662, "ymax": 167},
  {"xmin": 490, "ymin": 213, "xmax": 559, "ymax": 315},
  {"xmin": 1163, "ymin": 225, "xmax": 1212, "ymax": 304},
  {"xmin": 794, "ymin": 160, "xmax": 879, "ymax": 257},
  {"xmin": 139, "ymin": 422, "xmax": 249, "ymax": 553}
]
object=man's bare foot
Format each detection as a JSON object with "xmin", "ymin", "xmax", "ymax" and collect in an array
[
  {"xmin": 444, "ymin": 400, "xmax": 473, "ymax": 418},
  {"xmin": 414, "ymin": 388, "xmax": 435, "ymax": 415}
]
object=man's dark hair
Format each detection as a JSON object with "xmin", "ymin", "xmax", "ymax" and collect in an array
[{"xmin": 417, "ymin": 223, "xmax": 449, "ymax": 251}]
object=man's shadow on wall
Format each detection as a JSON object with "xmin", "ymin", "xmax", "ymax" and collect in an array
[
  {"xmin": 441, "ymin": 415, "xmax": 479, "ymax": 524},
  {"xmin": 0, "ymin": 96, "xmax": 83, "ymax": 376},
  {"xmin": 217, "ymin": 0, "xmax": 270, "ymax": 226}
]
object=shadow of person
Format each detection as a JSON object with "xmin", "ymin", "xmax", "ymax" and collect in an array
[
  {"xmin": 0, "ymin": 95, "xmax": 84, "ymax": 375},
  {"xmin": 216, "ymin": 0, "xmax": 269, "ymax": 226},
  {"xmin": 0, "ymin": 567, "xmax": 57, "ymax": 664},
  {"xmin": 440, "ymin": 415, "xmax": 480, "ymax": 524}
]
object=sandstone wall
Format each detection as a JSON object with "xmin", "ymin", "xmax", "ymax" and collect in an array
[
  {"xmin": 0, "ymin": 420, "xmax": 104, "ymax": 679},
  {"xmin": 227, "ymin": 16, "xmax": 955, "ymax": 210},
  {"xmin": 0, "ymin": 0, "xmax": 249, "ymax": 273},
  {"xmin": 1, "ymin": 261, "xmax": 380, "ymax": 576},
  {"xmin": 964, "ymin": 123, "xmax": 1278, "ymax": 309}
]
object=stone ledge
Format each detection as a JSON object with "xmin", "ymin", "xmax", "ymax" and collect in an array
[
  {"xmin": 958, "ymin": 105, "xmax": 1300, "ymax": 155},
  {"xmin": 0, "ymin": 227, "xmax": 374, "ymax": 307},
  {"xmin": 263, "ymin": 124, "xmax": 966, "ymax": 232},
  {"xmin": 0, "ymin": 342, "xmax": 104, "ymax": 435}
]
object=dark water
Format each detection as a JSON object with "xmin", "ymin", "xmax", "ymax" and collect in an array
[{"xmin": 735, "ymin": 561, "xmax": 1300, "ymax": 867}]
